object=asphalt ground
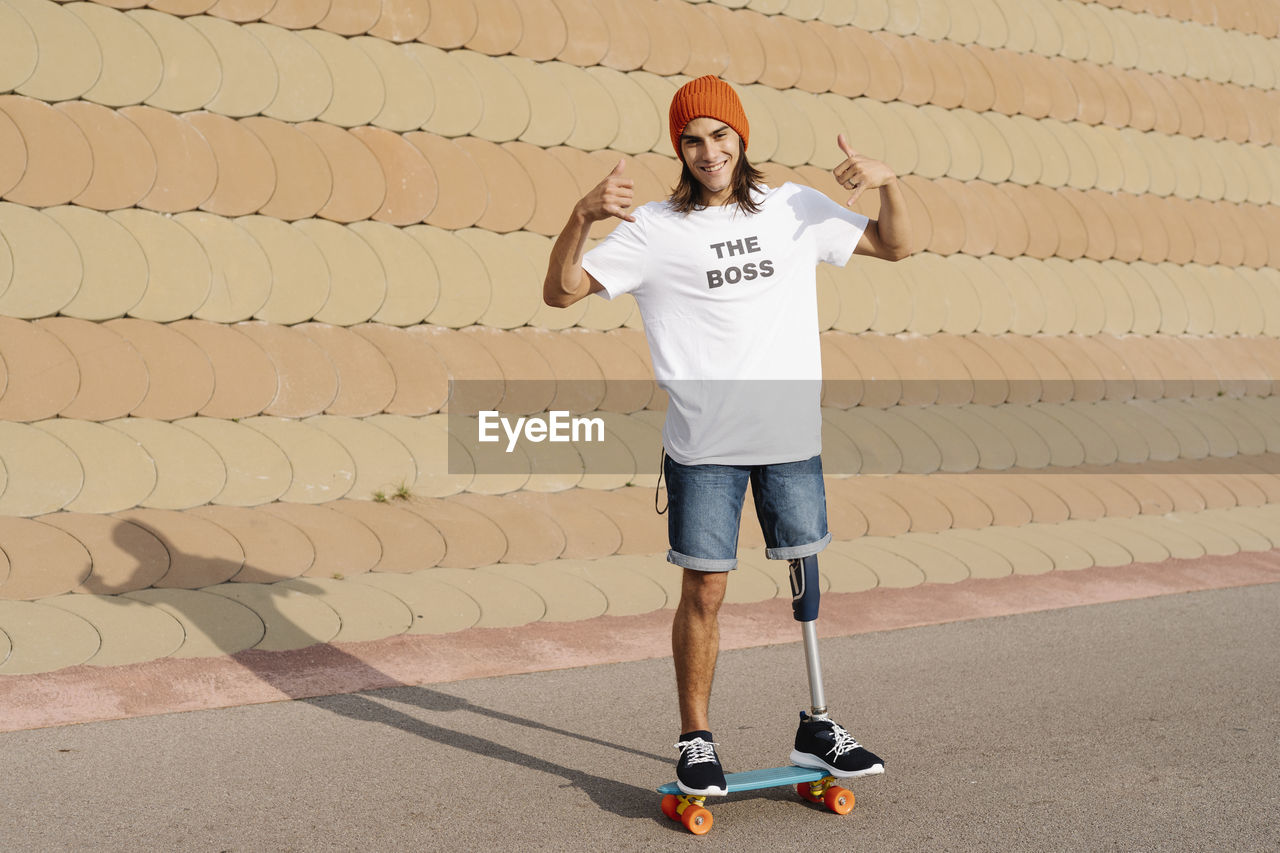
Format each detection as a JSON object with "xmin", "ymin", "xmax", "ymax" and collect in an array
[{"xmin": 1, "ymin": 583, "xmax": 1276, "ymax": 852}]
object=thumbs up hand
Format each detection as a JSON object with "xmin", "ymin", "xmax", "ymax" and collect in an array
[
  {"xmin": 833, "ymin": 134, "xmax": 896, "ymax": 207},
  {"xmin": 577, "ymin": 159, "xmax": 637, "ymax": 223}
]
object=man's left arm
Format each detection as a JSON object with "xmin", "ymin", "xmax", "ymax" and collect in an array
[{"xmin": 832, "ymin": 134, "xmax": 913, "ymax": 261}]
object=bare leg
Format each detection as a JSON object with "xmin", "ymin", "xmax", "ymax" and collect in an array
[{"xmin": 672, "ymin": 568, "xmax": 729, "ymax": 733}]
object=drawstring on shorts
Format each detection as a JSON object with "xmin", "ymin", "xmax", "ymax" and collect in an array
[{"xmin": 655, "ymin": 447, "xmax": 668, "ymax": 515}]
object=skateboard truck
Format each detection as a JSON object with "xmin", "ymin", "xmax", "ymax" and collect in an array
[{"xmin": 788, "ymin": 554, "xmax": 827, "ymax": 718}]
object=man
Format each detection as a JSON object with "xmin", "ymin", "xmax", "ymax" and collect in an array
[{"xmin": 543, "ymin": 76, "xmax": 912, "ymax": 796}]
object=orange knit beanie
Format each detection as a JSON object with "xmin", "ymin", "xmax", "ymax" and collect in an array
[{"xmin": 668, "ymin": 76, "xmax": 750, "ymax": 160}]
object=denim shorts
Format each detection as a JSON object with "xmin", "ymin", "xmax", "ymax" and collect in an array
[{"xmin": 662, "ymin": 453, "xmax": 830, "ymax": 572}]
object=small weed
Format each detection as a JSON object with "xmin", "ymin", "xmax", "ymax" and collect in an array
[
  {"xmin": 372, "ymin": 490, "xmax": 388, "ymax": 503},
  {"xmin": 393, "ymin": 481, "xmax": 412, "ymax": 500},
  {"xmin": 332, "ymin": 572, "xmax": 345, "ymax": 580}
]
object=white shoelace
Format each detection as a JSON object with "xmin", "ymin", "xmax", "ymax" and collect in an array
[
  {"xmin": 676, "ymin": 738, "xmax": 719, "ymax": 765},
  {"xmin": 827, "ymin": 724, "xmax": 862, "ymax": 759}
]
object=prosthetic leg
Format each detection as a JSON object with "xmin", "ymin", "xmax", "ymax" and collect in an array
[{"xmin": 788, "ymin": 554, "xmax": 828, "ymax": 718}]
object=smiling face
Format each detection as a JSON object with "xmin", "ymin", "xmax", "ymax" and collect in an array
[{"xmin": 679, "ymin": 117, "xmax": 742, "ymax": 206}]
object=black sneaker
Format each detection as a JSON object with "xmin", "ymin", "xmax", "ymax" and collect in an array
[
  {"xmin": 675, "ymin": 730, "xmax": 727, "ymax": 796},
  {"xmin": 790, "ymin": 712, "xmax": 885, "ymax": 778}
]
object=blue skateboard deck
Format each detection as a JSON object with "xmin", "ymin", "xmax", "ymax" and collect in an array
[{"xmin": 657, "ymin": 765, "xmax": 830, "ymax": 795}]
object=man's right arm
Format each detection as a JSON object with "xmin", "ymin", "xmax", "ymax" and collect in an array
[{"xmin": 543, "ymin": 160, "xmax": 635, "ymax": 308}]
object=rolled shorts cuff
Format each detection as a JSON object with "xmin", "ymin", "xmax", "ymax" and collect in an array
[
  {"xmin": 667, "ymin": 550, "xmax": 737, "ymax": 572},
  {"xmin": 764, "ymin": 532, "xmax": 831, "ymax": 561}
]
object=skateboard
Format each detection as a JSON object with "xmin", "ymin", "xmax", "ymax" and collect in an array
[{"xmin": 657, "ymin": 765, "xmax": 854, "ymax": 835}]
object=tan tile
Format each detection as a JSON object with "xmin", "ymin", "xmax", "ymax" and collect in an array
[
  {"xmin": 510, "ymin": 326, "xmax": 606, "ymax": 412},
  {"xmin": 234, "ymin": 321, "xmax": 339, "ymax": 417},
  {"xmin": 406, "ymin": 133, "xmax": 486, "ymax": 231},
  {"xmin": 591, "ymin": 0, "xmax": 648, "ymax": 72},
  {"xmin": 127, "ymin": 10, "xmax": 220, "ymax": 111},
  {"xmin": 413, "ymin": 326, "xmax": 502, "ymax": 414},
  {"xmin": 0, "ymin": 318, "xmax": 77, "ymax": 422},
  {"xmin": 902, "ymin": 175, "xmax": 964, "ymax": 255},
  {"xmin": 188, "ymin": 504, "xmax": 314, "ymax": 583},
  {"xmin": 722, "ymin": 550, "xmax": 781, "ymax": 604},
  {"xmin": 455, "ymin": 221, "xmax": 539, "ymax": 322},
  {"xmin": 317, "ymin": 0, "xmax": 382, "ymax": 36},
  {"xmin": 350, "ymin": 323, "xmax": 449, "ymax": 416},
  {"xmin": 459, "ymin": 326, "xmax": 553, "ymax": 414},
  {"xmin": 815, "ymin": 541, "xmax": 880, "ymax": 592},
  {"xmin": 839, "ymin": 538, "xmax": 927, "ymax": 587},
  {"xmin": 481, "ymin": 563, "xmax": 607, "ymax": 622},
  {"xmin": 108, "ymin": 318, "xmax": 216, "ymax": 419},
  {"xmin": 328, "ymin": 498, "xmax": 445, "ymax": 572},
  {"xmin": 349, "ymin": 569, "xmax": 480, "ymax": 634},
  {"xmin": 260, "ymin": 502, "xmax": 381, "ymax": 578},
  {"xmin": 109, "ymin": 418, "xmax": 225, "ymax": 509},
  {"xmin": 519, "ymin": 490, "xmax": 620, "ymax": 559},
  {"xmin": 121, "ymin": 587, "xmax": 263, "ymax": 658},
  {"xmin": 977, "ymin": 257, "xmax": 1042, "ymax": 337},
  {"xmin": 348, "ymin": 127, "xmax": 437, "ymax": 225},
  {"xmin": 542, "ymin": 60, "xmax": 619, "ymax": 152},
  {"xmin": 261, "ymin": 0, "xmax": 331, "ymax": 29},
  {"xmin": 369, "ymin": 414, "xmax": 472, "ymax": 497},
  {"xmin": 0, "ymin": 600, "xmax": 98, "ymax": 674},
  {"xmin": 242, "ymin": 416, "xmax": 356, "ymax": 503},
  {"xmin": 294, "ymin": 323, "xmax": 396, "ymax": 417},
  {"xmin": 828, "ymin": 478, "xmax": 905, "ymax": 537},
  {"xmin": 586, "ymin": 66, "xmax": 661, "ymax": 156},
  {"xmin": 240, "ymin": 116, "xmax": 332, "ymax": 221},
  {"xmin": 454, "ymin": 48, "xmax": 531, "ymax": 143},
  {"xmin": 39, "ymin": 513, "xmax": 167, "ymax": 595},
  {"xmin": 170, "ymin": 320, "xmax": 276, "ymax": 420},
  {"xmin": 114, "ymin": 507, "xmax": 244, "ymax": 589},
  {"xmin": 1011, "ymin": 335, "xmax": 1074, "ymax": 402},
  {"xmin": 347, "ymin": 222, "xmax": 437, "ymax": 326},
  {"xmin": 184, "ymin": 113, "xmax": 276, "ymax": 218},
  {"xmin": 52, "ymin": 101, "xmax": 153, "ymax": 212},
  {"xmin": 867, "ymin": 475, "xmax": 953, "ymax": 532},
  {"xmin": 246, "ymin": 22, "xmax": 333, "ymax": 123},
  {"xmin": 555, "ymin": 487, "xmax": 665, "ymax": 555},
  {"xmin": 117, "ymin": 106, "xmax": 215, "ymax": 213},
  {"xmin": 296, "ymin": 122, "xmax": 387, "ymax": 224},
  {"xmin": 399, "ymin": 496, "xmax": 508, "ymax": 567},
  {"xmin": 34, "ymin": 420, "xmax": 156, "ymax": 514},
  {"xmin": 343, "ymin": 37, "xmax": 427, "ymax": 131},
  {"xmin": 561, "ymin": 328, "xmax": 653, "ymax": 413},
  {"xmin": 0, "ymin": 517, "xmax": 92, "ymax": 599}
]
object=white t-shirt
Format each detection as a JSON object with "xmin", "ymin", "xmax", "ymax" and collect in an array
[{"xmin": 583, "ymin": 182, "xmax": 868, "ymax": 465}]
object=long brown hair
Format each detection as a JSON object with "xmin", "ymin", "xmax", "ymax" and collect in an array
[{"xmin": 668, "ymin": 139, "xmax": 767, "ymax": 215}]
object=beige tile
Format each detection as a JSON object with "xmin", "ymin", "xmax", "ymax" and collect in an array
[
  {"xmin": 587, "ymin": 66, "xmax": 662, "ymax": 155},
  {"xmin": 111, "ymin": 418, "xmax": 226, "ymax": 509},
  {"xmin": 298, "ymin": 29, "xmax": 385, "ymax": 128},
  {"xmin": 40, "ymin": 513, "xmax": 168, "ymax": 595},
  {"xmin": 347, "ymin": 38, "xmax": 429, "ymax": 130},
  {"xmin": 121, "ymin": 587, "xmax": 263, "ymax": 658},
  {"xmin": 260, "ymin": 502, "xmax": 382, "ymax": 579},
  {"xmin": 757, "ymin": 83, "xmax": 817, "ymax": 168},
  {"xmin": 246, "ymin": 21, "xmax": 333, "ymax": 123},
  {"xmin": 129, "ymin": 9, "xmax": 221, "ymax": 111},
  {"xmin": 240, "ymin": 116, "xmax": 332, "ymax": 221},
  {"xmin": 160, "ymin": 417, "xmax": 278, "ymax": 507},
  {"xmin": 205, "ymin": 581, "xmax": 340, "ymax": 651},
  {"xmin": 551, "ymin": 555, "xmax": 667, "ymax": 616},
  {"xmin": 400, "ymin": 497, "xmax": 508, "ymax": 568},
  {"xmin": 280, "ymin": 575, "xmax": 413, "ymax": 643},
  {"xmin": 242, "ymin": 416, "xmax": 356, "ymax": 504},
  {"xmin": 722, "ymin": 551, "xmax": 781, "ymax": 604},
  {"xmin": 554, "ymin": 487, "xmax": 665, "ymax": 555},
  {"xmin": 42, "ymin": 593, "xmax": 184, "ymax": 668},
  {"xmin": 561, "ymin": 328, "xmax": 653, "ymax": 414},
  {"xmin": 349, "ymin": 570, "xmax": 480, "ymax": 634},
  {"xmin": 829, "ymin": 479, "xmax": 910, "ymax": 536},
  {"xmin": 328, "ymin": 498, "xmax": 445, "ymax": 572},
  {"xmin": 542, "ymin": 60, "xmax": 620, "ymax": 152},
  {"xmin": 185, "ymin": 15, "xmax": 276, "ymax": 118},
  {"xmin": 839, "ymin": 538, "xmax": 927, "ymax": 587},
  {"xmin": 481, "ymin": 563, "xmax": 607, "ymax": 622},
  {"xmin": 0, "ymin": 1, "xmax": 37, "ymax": 94},
  {"xmin": 0, "ymin": 517, "xmax": 92, "ymax": 599},
  {"xmin": 261, "ymin": 0, "xmax": 331, "ymax": 30},
  {"xmin": 236, "ymin": 216, "xmax": 329, "ymax": 324},
  {"xmin": 369, "ymin": 413, "xmax": 472, "ymax": 497},
  {"xmin": 178, "ymin": 212, "xmax": 273, "ymax": 322},
  {"xmin": 420, "ymin": 566, "xmax": 543, "ymax": 628},
  {"xmin": 34, "ymin": 420, "xmax": 156, "ymax": 514},
  {"xmin": 0, "ymin": 600, "xmax": 98, "ymax": 674},
  {"xmin": 109, "ymin": 209, "xmax": 211, "ymax": 322},
  {"xmin": 305, "ymin": 415, "xmax": 416, "ymax": 501},
  {"xmin": 456, "ymin": 226, "xmax": 541, "ymax": 327},
  {"xmin": 0, "ymin": 201, "xmax": 83, "ymax": 319},
  {"xmin": 7, "ymin": 0, "xmax": 100, "ymax": 102},
  {"xmin": 869, "ymin": 476, "xmax": 953, "ymax": 532}
]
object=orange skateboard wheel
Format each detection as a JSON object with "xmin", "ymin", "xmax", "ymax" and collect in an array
[
  {"xmin": 661, "ymin": 794, "xmax": 680, "ymax": 821},
  {"xmin": 682, "ymin": 804, "xmax": 713, "ymax": 835},
  {"xmin": 824, "ymin": 786, "xmax": 854, "ymax": 815}
]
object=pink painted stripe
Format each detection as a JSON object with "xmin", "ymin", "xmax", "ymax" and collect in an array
[{"xmin": 2, "ymin": 551, "xmax": 1278, "ymax": 732}]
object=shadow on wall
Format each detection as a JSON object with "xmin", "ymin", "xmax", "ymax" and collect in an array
[{"xmin": 94, "ymin": 522, "xmax": 660, "ymax": 818}]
